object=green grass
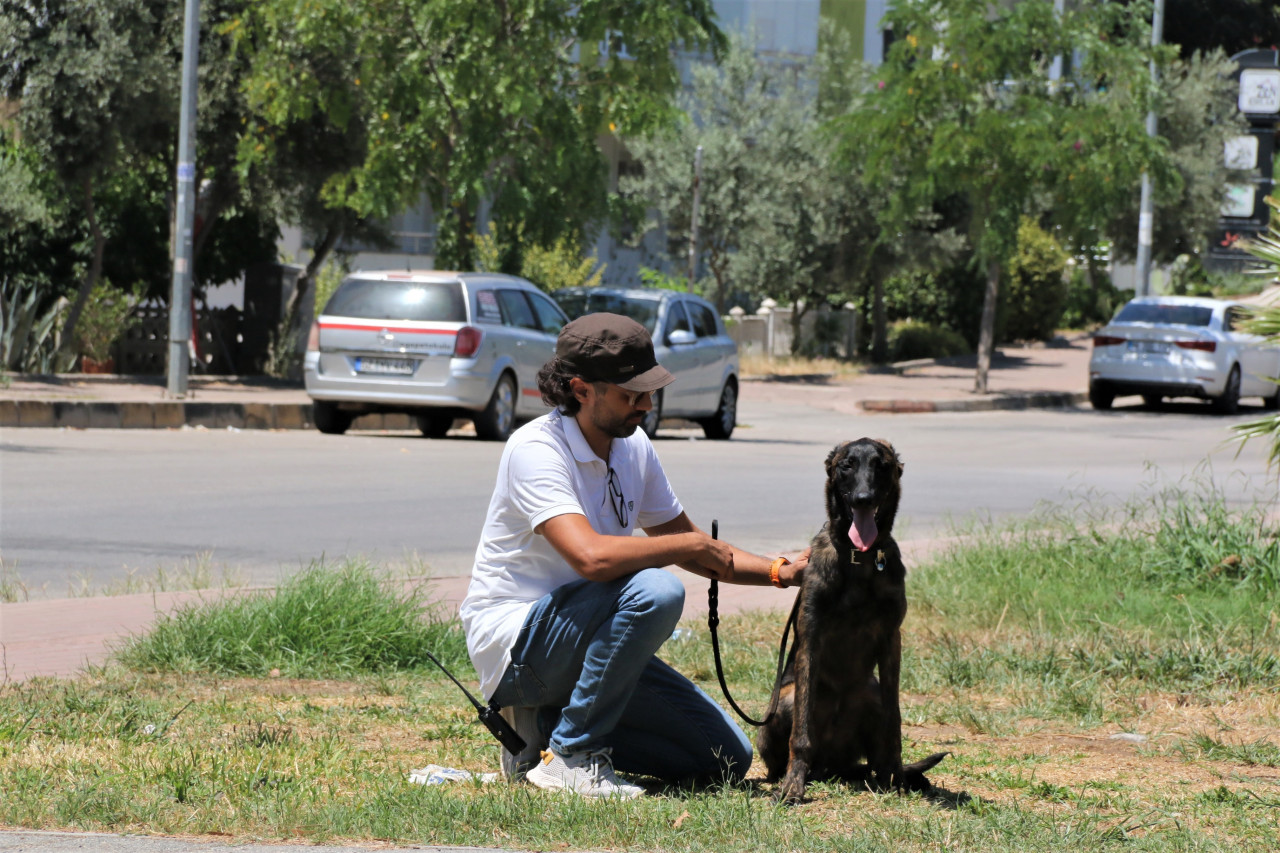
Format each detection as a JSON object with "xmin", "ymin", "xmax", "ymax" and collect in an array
[
  {"xmin": 2, "ymin": 481, "xmax": 1279, "ymax": 851},
  {"xmin": 114, "ymin": 560, "xmax": 470, "ymax": 677}
]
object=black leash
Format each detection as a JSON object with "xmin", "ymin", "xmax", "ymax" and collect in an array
[{"xmin": 707, "ymin": 519, "xmax": 799, "ymax": 728}]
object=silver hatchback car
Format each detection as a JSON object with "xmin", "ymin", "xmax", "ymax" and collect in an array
[
  {"xmin": 304, "ymin": 271, "xmax": 568, "ymax": 439},
  {"xmin": 552, "ymin": 287, "xmax": 740, "ymax": 439}
]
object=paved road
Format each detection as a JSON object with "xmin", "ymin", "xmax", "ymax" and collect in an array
[{"xmin": 3, "ymin": 389, "xmax": 1276, "ymax": 597}]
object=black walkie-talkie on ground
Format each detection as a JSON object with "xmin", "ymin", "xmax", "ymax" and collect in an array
[{"xmin": 422, "ymin": 650, "xmax": 527, "ymax": 755}]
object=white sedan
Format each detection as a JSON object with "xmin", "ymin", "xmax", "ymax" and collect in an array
[{"xmin": 1088, "ymin": 296, "xmax": 1280, "ymax": 413}]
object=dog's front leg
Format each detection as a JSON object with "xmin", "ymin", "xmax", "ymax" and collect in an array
[
  {"xmin": 777, "ymin": 623, "xmax": 816, "ymax": 805},
  {"xmin": 871, "ymin": 627, "xmax": 904, "ymax": 791}
]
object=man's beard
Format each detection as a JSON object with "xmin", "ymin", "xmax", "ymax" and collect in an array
[{"xmin": 590, "ymin": 406, "xmax": 640, "ymax": 440}]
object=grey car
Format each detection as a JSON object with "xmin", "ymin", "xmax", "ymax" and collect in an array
[
  {"xmin": 552, "ymin": 287, "xmax": 740, "ymax": 439},
  {"xmin": 303, "ymin": 271, "xmax": 568, "ymax": 440}
]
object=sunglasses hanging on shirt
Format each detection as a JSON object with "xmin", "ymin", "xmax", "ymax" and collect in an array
[{"xmin": 606, "ymin": 466, "xmax": 629, "ymax": 528}]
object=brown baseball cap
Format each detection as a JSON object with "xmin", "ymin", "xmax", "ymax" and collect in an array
[{"xmin": 556, "ymin": 313, "xmax": 675, "ymax": 393}]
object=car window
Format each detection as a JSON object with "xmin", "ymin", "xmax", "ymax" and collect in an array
[
  {"xmin": 688, "ymin": 301, "xmax": 719, "ymax": 338},
  {"xmin": 1224, "ymin": 306, "xmax": 1252, "ymax": 332},
  {"xmin": 527, "ymin": 291, "xmax": 568, "ymax": 335},
  {"xmin": 324, "ymin": 280, "xmax": 466, "ymax": 322},
  {"xmin": 552, "ymin": 291, "xmax": 662, "ymax": 334},
  {"xmin": 1113, "ymin": 302, "xmax": 1213, "ymax": 328},
  {"xmin": 496, "ymin": 289, "xmax": 539, "ymax": 331},
  {"xmin": 475, "ymin": 289, "xmax": 504, "ymax": 325},
  {"xmin": 663, "ymin": 300, "xmax": 692, "ymax": 340}
]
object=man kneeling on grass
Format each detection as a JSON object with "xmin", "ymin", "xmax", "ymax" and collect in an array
[{"xmin": 459, "ymin": 313, "xmax": 806, "ymax": 799}]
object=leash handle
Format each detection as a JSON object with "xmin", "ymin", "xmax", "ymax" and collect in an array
[{"xmin": 708, "ymin": 520, "xmax": 720, "ymax": 629}]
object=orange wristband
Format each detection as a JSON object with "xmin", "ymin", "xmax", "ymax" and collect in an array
[{"xmin": 769, "ymin": 557, "xmax": 791, "ymax": 589}]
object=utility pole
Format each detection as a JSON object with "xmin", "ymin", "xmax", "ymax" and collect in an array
[
  {"xmin": 687, "ymin": 145, "xmax": 702, "ymax": 292},
  {"xmin": 1048, "ymin": 0, "xmax": 1065, "ymax": 88},
  {"xmin": 1134, "ymin": 0, "xmax": 1166, "ymax": 298},
  {"xmin": 167, "ymin": 0, "xmax": 200, "ymax": 397}
]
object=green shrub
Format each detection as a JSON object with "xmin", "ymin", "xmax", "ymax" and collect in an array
[
  {"xmin": 114, "ymin": 561, "xmax": 471, "ymax": 678},
  {"xmin": 476, "ymin": 223, "xmax": 604, "ymax": 291},
  {"xmin": 887, "ymin": 320, "xmax": 970, "ymax": 361},
  {"xmin": 1167, "ymin": 253, "xmax": 1215, "ymax": 297},
  {"xmin": 882, "ymin": 263, "xmax": 985, "ymax": 348},
  {"xmin": 1000, "ymin": 218, "xmax": 1068, "ymax": 342},
  {"xmin": 521, "ymin": 235, "xmax": 604, "ymax": 291},
  {"xmin": 74, "ymin": 281, "xmax": 141, "ymax": 364},
  {"xmin": 1060, "ymin": 266, "xmax": 1130, "ymax": 329}
]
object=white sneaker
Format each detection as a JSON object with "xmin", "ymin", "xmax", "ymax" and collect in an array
[
  {"xmin": 525, "ymin": 748, "xmax": 644, "ymax": 799},
  {"xmin": 498, "ymin": 706, "xmax": 545, "ymax": 780}
]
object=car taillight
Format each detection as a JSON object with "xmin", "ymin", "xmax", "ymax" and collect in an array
[
  {"xmin": 1174, "ymin": 340, "xmax": 1216, "ymax": 352},
  {"xmin": 454, "ymin": 325, "xmax": 483, "ymax": 358},
  {"xmin": 306, "ymin": 320, "xmax": 321, "ymax": 353},
  {"xmin": 1092, "ymin": 335, "xmax": 1125, "ymax": 347}
]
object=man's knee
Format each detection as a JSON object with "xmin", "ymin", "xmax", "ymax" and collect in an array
[{"xmin": 624, "ymin": 568, "xmax": 686, "ymax": 620}]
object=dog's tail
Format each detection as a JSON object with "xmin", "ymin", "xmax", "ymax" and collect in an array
[{"xmin": 902, "ymin": 751, "xmax": 950, "ymax": 792}]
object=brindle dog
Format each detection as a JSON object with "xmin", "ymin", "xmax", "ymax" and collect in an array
[{"xmin": 757, "ymin": 438, "xmax": 947, "ymax": 804}]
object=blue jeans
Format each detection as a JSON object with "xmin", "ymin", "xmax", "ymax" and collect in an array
[{"xmin": 490, "ymin": 568, "xmax": 752, "ymax": 784}]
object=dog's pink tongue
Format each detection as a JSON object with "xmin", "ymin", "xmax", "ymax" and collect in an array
[{"xmin": 849, "ymin": 508, "xmax": 878, "ymax": 552}]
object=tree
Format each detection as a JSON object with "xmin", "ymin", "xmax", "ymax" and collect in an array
[
  {"xmin": 621, "ymin": 37, "xmax": 792, "ymax": 313},
  {"xmin": 1, "ymin": 0, "xmax": 175, "ymax": 359},
  {"xmin": 237, "ymin": 0, "xmax": 724, "ymax": 274},
  {"xmin": 842, "ymin": 0, "xmax": 1166, "ymax": 392},
  {"xmin": 1099, "ymin": 50, "xmax": 1249, "ymax": 266}
]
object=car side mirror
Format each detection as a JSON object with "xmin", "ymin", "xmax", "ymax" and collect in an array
[{"xmin": 667, "ymin": 329, "xmax": 696, "ymax": 347}]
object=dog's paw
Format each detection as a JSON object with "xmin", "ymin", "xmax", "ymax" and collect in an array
[{"xmin": 774, "ymin": 774, "xmax": 807, "ymax": 806}]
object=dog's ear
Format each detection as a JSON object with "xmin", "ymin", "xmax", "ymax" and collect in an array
[
  {"xmin": 825, "ymin": 442, "xmax": 850, "ymax": 475},
  {"xmin": 874, "ymin": 438, "xmax": 904, "ymax": 477}
]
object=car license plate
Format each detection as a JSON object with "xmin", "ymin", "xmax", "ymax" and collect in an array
[
  {"xmin": 1126, "ymin": 340, "xmax": 1169, "ymax": 355},
  {"xmin": 354, "ymin": 357, "xmax": 416, "ymax": 375}
]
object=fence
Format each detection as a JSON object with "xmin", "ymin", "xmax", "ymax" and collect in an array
[
  {"xmin": 115, "ymin": 304, "xmax": 255, "ymax": 375},
  {"xmin": 726, "ymin": 300, "xmax": 859, "ymax": 360},
  {"xmin": 115, "ymin": 263, "xmax": 304, "ymax": 376}
]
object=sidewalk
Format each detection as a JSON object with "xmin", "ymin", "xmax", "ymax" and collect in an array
[{"xmin": 0, "ymin": 335, "xmax": 1091, "ymax": 429}]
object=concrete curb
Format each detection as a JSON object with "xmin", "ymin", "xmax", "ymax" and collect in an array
[
  {"xmin": 859, "ymin": 391, "xmax": 1088, "ymax": 413},
  {"xmin": 0, "ymin": 392, "xmax": 1089, "ymax": 430},
  {"xmin": 0, "ymin": 401, "xmax": 442, "ymax": 432}
]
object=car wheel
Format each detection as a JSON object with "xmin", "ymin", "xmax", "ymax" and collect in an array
[
  {"xmin": 641, "ymin": 390, "xmax": 662, "ymax": 439},
  {"xmin": 1262, "ymin": 380, "xmax": 1280, "ymax": 411},
  {"xmin": 1212, "ymin": 365, "xmax": 1241, "ymax": 415},
  {"xmin": 701, "ymin": 380, "xmax": 737, "ymax": 440},
  {"xmin": 475, "ymin": 373, "xmax": 517, "ymax": 441},
  {"xmin": 1088, "ymin": 383, "xmax": 1114, "ymax": 412},
  {"xmin": 416, "ymin": 411, "xmax": 453, "ymax": 438},
  {"xmin": 313, "ymin": 401, "xmax": 353, "ymax": 435},
  {"xmin": 1141, "ymin": 394, "xmax": 1162, "ymax": 409}
]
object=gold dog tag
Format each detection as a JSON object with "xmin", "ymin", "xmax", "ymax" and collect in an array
[{"xmin": 876, "ymin": 550, "xmax": 886, "ymax": 572}]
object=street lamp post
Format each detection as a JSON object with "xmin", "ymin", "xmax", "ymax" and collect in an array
[
  {"xmin": 1134, "ymin": 0, "xmax": 1166, "ymax": 298},
  {"xmin": 687, "ymin": 145, "xmax": 702, "ymax": 292},
  {"xmin": 167, "ymin": 0, "xmax": 200, "ymax": 397}
]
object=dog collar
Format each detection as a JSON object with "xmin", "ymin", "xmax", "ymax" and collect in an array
[{"xmin": 852, "ymin": 548, "xmax": 888, "ymax": 571}]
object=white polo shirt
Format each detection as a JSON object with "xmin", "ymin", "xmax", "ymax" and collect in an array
[{"xmin": 460, "ymin": 409, "xmax": 684, "ymax": 698}]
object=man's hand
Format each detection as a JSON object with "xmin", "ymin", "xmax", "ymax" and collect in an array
[
  {"xmin": 687, "ymin": 533, "xmax": 734, "ymax": 582},
  {"xmin": 783, "ymin": 547, "xmax": 811, "ymax": 588}
]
